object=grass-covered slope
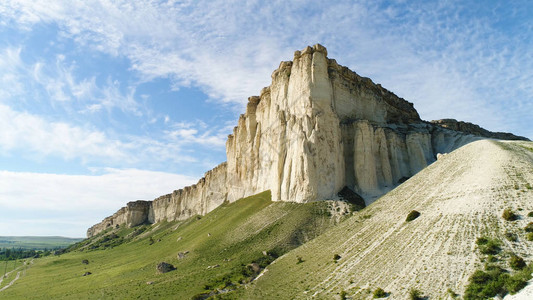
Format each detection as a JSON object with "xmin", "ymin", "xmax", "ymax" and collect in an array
[
  {"xmin": 0, "ymin": 191, "xmax": 349, "ymax": 299},
  {"xmin": 245, "ymin": 140, "xmax": 533, "ymax": 299}
]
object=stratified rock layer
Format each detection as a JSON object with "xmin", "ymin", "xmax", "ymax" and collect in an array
[
  {"xmin": 87, "ymin": 44, "xmax": 524, "ymax": 237},
  {"xmin": 431, "ymin": 119, "xmax": 529, "ymax": 141}
]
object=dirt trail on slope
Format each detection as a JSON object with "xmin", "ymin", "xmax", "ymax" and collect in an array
[
  {"xmin": 0, "ymin": 272, "xmax": 20, "ymax": 292},
  {"xmin": 0, "ymin": 259, "xmax": 33, "ymax": 293}
]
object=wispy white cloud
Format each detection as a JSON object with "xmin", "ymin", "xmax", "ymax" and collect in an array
[
  {"xmin": 30, "ymin": 53, "xmax": 142, "ymax": 115},
  {"xmin": 1, "ymin": 0, "xmax": 530, "ymax": 138},
  {"xmin": 0, "ymin": 44, "xmax": 142, "ymax": 119},
  {"xmin": 0, "ymin": 168, "xmax": 197, "ymax": 236},
  {"xmin": 164, "ymin": 120, "xmax": 228, "ymax": 147},
  {"xmin": 0, "ymin": 103, "xmax": 122, "ymax": 160},
  {"xmin": 0, "ymin": 104, "xmax": 201, "ymax": 166},
  {"xmin": 0, "ymin": 47, "xmax": 26, "ymax": 100}
]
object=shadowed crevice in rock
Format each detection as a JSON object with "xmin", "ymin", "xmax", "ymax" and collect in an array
[{"xmin": 337, "ymin": 186, "xmax": 366, "ymax": 210}]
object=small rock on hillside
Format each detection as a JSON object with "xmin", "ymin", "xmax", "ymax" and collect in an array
[{"xmin": 156, "ymin": 262, "xmax": 176, "ymax": 274}]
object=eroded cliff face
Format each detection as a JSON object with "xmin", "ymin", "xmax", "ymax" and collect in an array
[
  {"xmin": 87, "ymin": 200, "xmax": 151, "ymax": 237},
  {"xmin": 151, "ymin": 162, "xmax": 227, "ymax": 223},
  {"xmin": 224, "ymin": 44, "xmax": 478, "ymax": 202},
  {"xmin": 226, "ymin": 45, "xmax": 425, "ymax": 202},
  {"xmin": 226, "ymin": 45, "xmax": 346, "ymax": 203},
  {"xmin": 87, "ymin": 44, "xmax": 519, "ymax": 237}
]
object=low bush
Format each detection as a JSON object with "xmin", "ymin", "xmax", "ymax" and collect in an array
[
  {"xmin": 527, "ymin": 232, "xmax": 533, "ymax": 241},
  {"xmin": 476, "ymin": 237, "xmax": 489, "ymax": 245},
  {"xmin": 373, "ymin": 287, "xmax": 387, "ymax": 298},
  {"xmin": 406, "ymin": 210, "xmax": 421, "ymax": 222},
  {"xmin": 528, "ymin": 211, "xmax": 533, "ymax": 217},
  {"xmin": 509, "ymin": 255, "xmax": 526, "ymax": 270},
  {"xmin": 524, "ymin": 222, "xmax": 533, "ymax": 232},
  {"xmin": 464, "ymin": 268, "xmax": 507, "ymax": 299},
  {"xmin": 477, "ymin": 237, "xmax": 501, "ymax": 255},
  {"xmin": 447, "ymin": 288, "xmax": 458, "ymax": 299},
  {"xmin": 505, "ymin": 232, "xmax": 518, "ymax": 242},
  {"xmin": 340, "ymin": 290, "xmax": 347, "ymax": 300},
  {"xmin": 464, "ymin": 264, "xmax": 533, "ymax": 299},
  {"xmin": 87, "ymin": 232, "xmax": 125, "ymax": 250},
  {"xmin": 487, "ymin": 255, "xmax": 498, "ymax": 263},
  {"xmin": 409, "ymin": 288, "xmax": 422, "ymax": 300},
  {"xmin": 333, "ymin": 254, "xmax": 341, "ymax": 261},
  {"xmin": 502, "ymin": 209, "xmax": 518, "ymax": 221},
  {"xmin": 129, "ymin": 225, "xmax": 148, "ymax": 238}
]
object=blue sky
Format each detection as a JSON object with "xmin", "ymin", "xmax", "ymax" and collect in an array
[{"xmin": 0, "ymin": 0, "xmax": 531, "ymax": 237}]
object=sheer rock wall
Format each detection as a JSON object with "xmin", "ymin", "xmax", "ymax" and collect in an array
[{"xmin": 87, "ymin": 44, "xmax": 517, "ymax": 237}]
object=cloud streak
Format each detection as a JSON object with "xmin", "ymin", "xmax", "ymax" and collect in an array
[
  {"xmin": 0, "ymin": 46, "xmax": 227, "ymax": 170},
  {"xmin": 0, "ymin": 168, "xmax": 197, "ymax": 236},
  {"xmin": 1, "ymin": 0, "xmax": 530, "ymax": 138},
  {"xmin": 0, "ymin": 103, "xmax": 219, "ymax": 169}
]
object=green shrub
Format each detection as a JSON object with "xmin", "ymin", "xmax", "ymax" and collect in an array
[
  {"xmin": 296, "ymin": 256, "xmax": 304, "ymax": 264},
  {"xmin": 464, "ymin": 268, "xmax": 507, "ymax": 299},
  {"xmin": 505, "ymin": 276, "xmax": 528, "ymax": 294},
  {"xmin": 409, "ymin": 288, "xmax": 422, "ymax": 300},
  {"xmin": 527, "ymin": 232, "xmax": 533, "ymax": 241},
  {"xmin": 477, "ymin": 237, "xmax": 501, "ymax": 255},
  {"xmin": 524, "ymin": 222, "xmax": 533, "ymax": 232},
  {"xmin": 129, "ymin": 225, "xmax": 148, "ymax": 238},
  {"xmin": 447, "ymin": 288, "xmax": 458, "ymax": 299},
  {"xmin": 333, "ymin": 254, "xmax": 341, "ymax": 261},
  {"xmin": 476, "ymin": 237, "xmax": 489, "ymax": 245},
  {"xmin": 528, "ymin": 211, "xmax": 533, "ymax": 217},
  {"xmin": 373, "ymin": 287, "xmax": 387, "ymax": 298},
  {"xmin": 487, "ymin": 255, "xmax": 498, "ymax": 263},
  {"xmin": 505, "ymin": 232, "xmax": 518, "ymax": 242},
  {"xmin": 406, "ymin": 210, "xmax": 421, "ymax": 222},
  {"xmin": 340, "ymin": 290, "xmax": 347, "ymax": 300},
  {"xmin": 509, "ymin": 255, "xmax": 526, "ymax": 270},
  {"xmin": 502, "ymin": 209, "xmax": 518, "ymax": 221},
  {"xmin": 506, "ymin": 264, "xmax": 533, "ymax": 293},
  {"xmin": 191, "ymin": 293, "xmax": 210, "ymax": 300},
  {"xmin": 464, "ymin": 264, "xmax": 533, "ymax": 299}
]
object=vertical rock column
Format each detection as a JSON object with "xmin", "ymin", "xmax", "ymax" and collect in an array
[{"xmin": 278, "ymin": 45, "xmax": 345, "ymax": 202}]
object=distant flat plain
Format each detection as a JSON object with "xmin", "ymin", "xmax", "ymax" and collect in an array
[{"xmin": 0, "ymin": 236, "xmax": 83, "ymax": 250}]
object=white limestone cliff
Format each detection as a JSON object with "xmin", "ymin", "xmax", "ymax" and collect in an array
[{"xmin": 87, "ymin": 44, "xmax": 520, "ymax": 237}]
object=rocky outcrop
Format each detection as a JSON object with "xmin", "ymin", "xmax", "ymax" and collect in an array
[
  {"xmin": 88, "ymin": 163, "xmax": 228, "ymax": 237},
  {"xmin": 431, "ymin": 119, "xmax": 529, "ymax": 141},
  {"xmin": 87, "ymin": 44, "xmax": 525, "ymax": 237},
  {"xmin": 86, "ymin": 200, "xmax": 151, "ymax": 237},
  {"xmin": 156, "ymin": 262, "xmax": 175, "ymax": 274}
]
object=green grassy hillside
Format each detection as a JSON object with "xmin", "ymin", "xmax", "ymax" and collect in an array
[{"xmin": 0, "ymin": 190, "xmax": 350, "ymax": 299}]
